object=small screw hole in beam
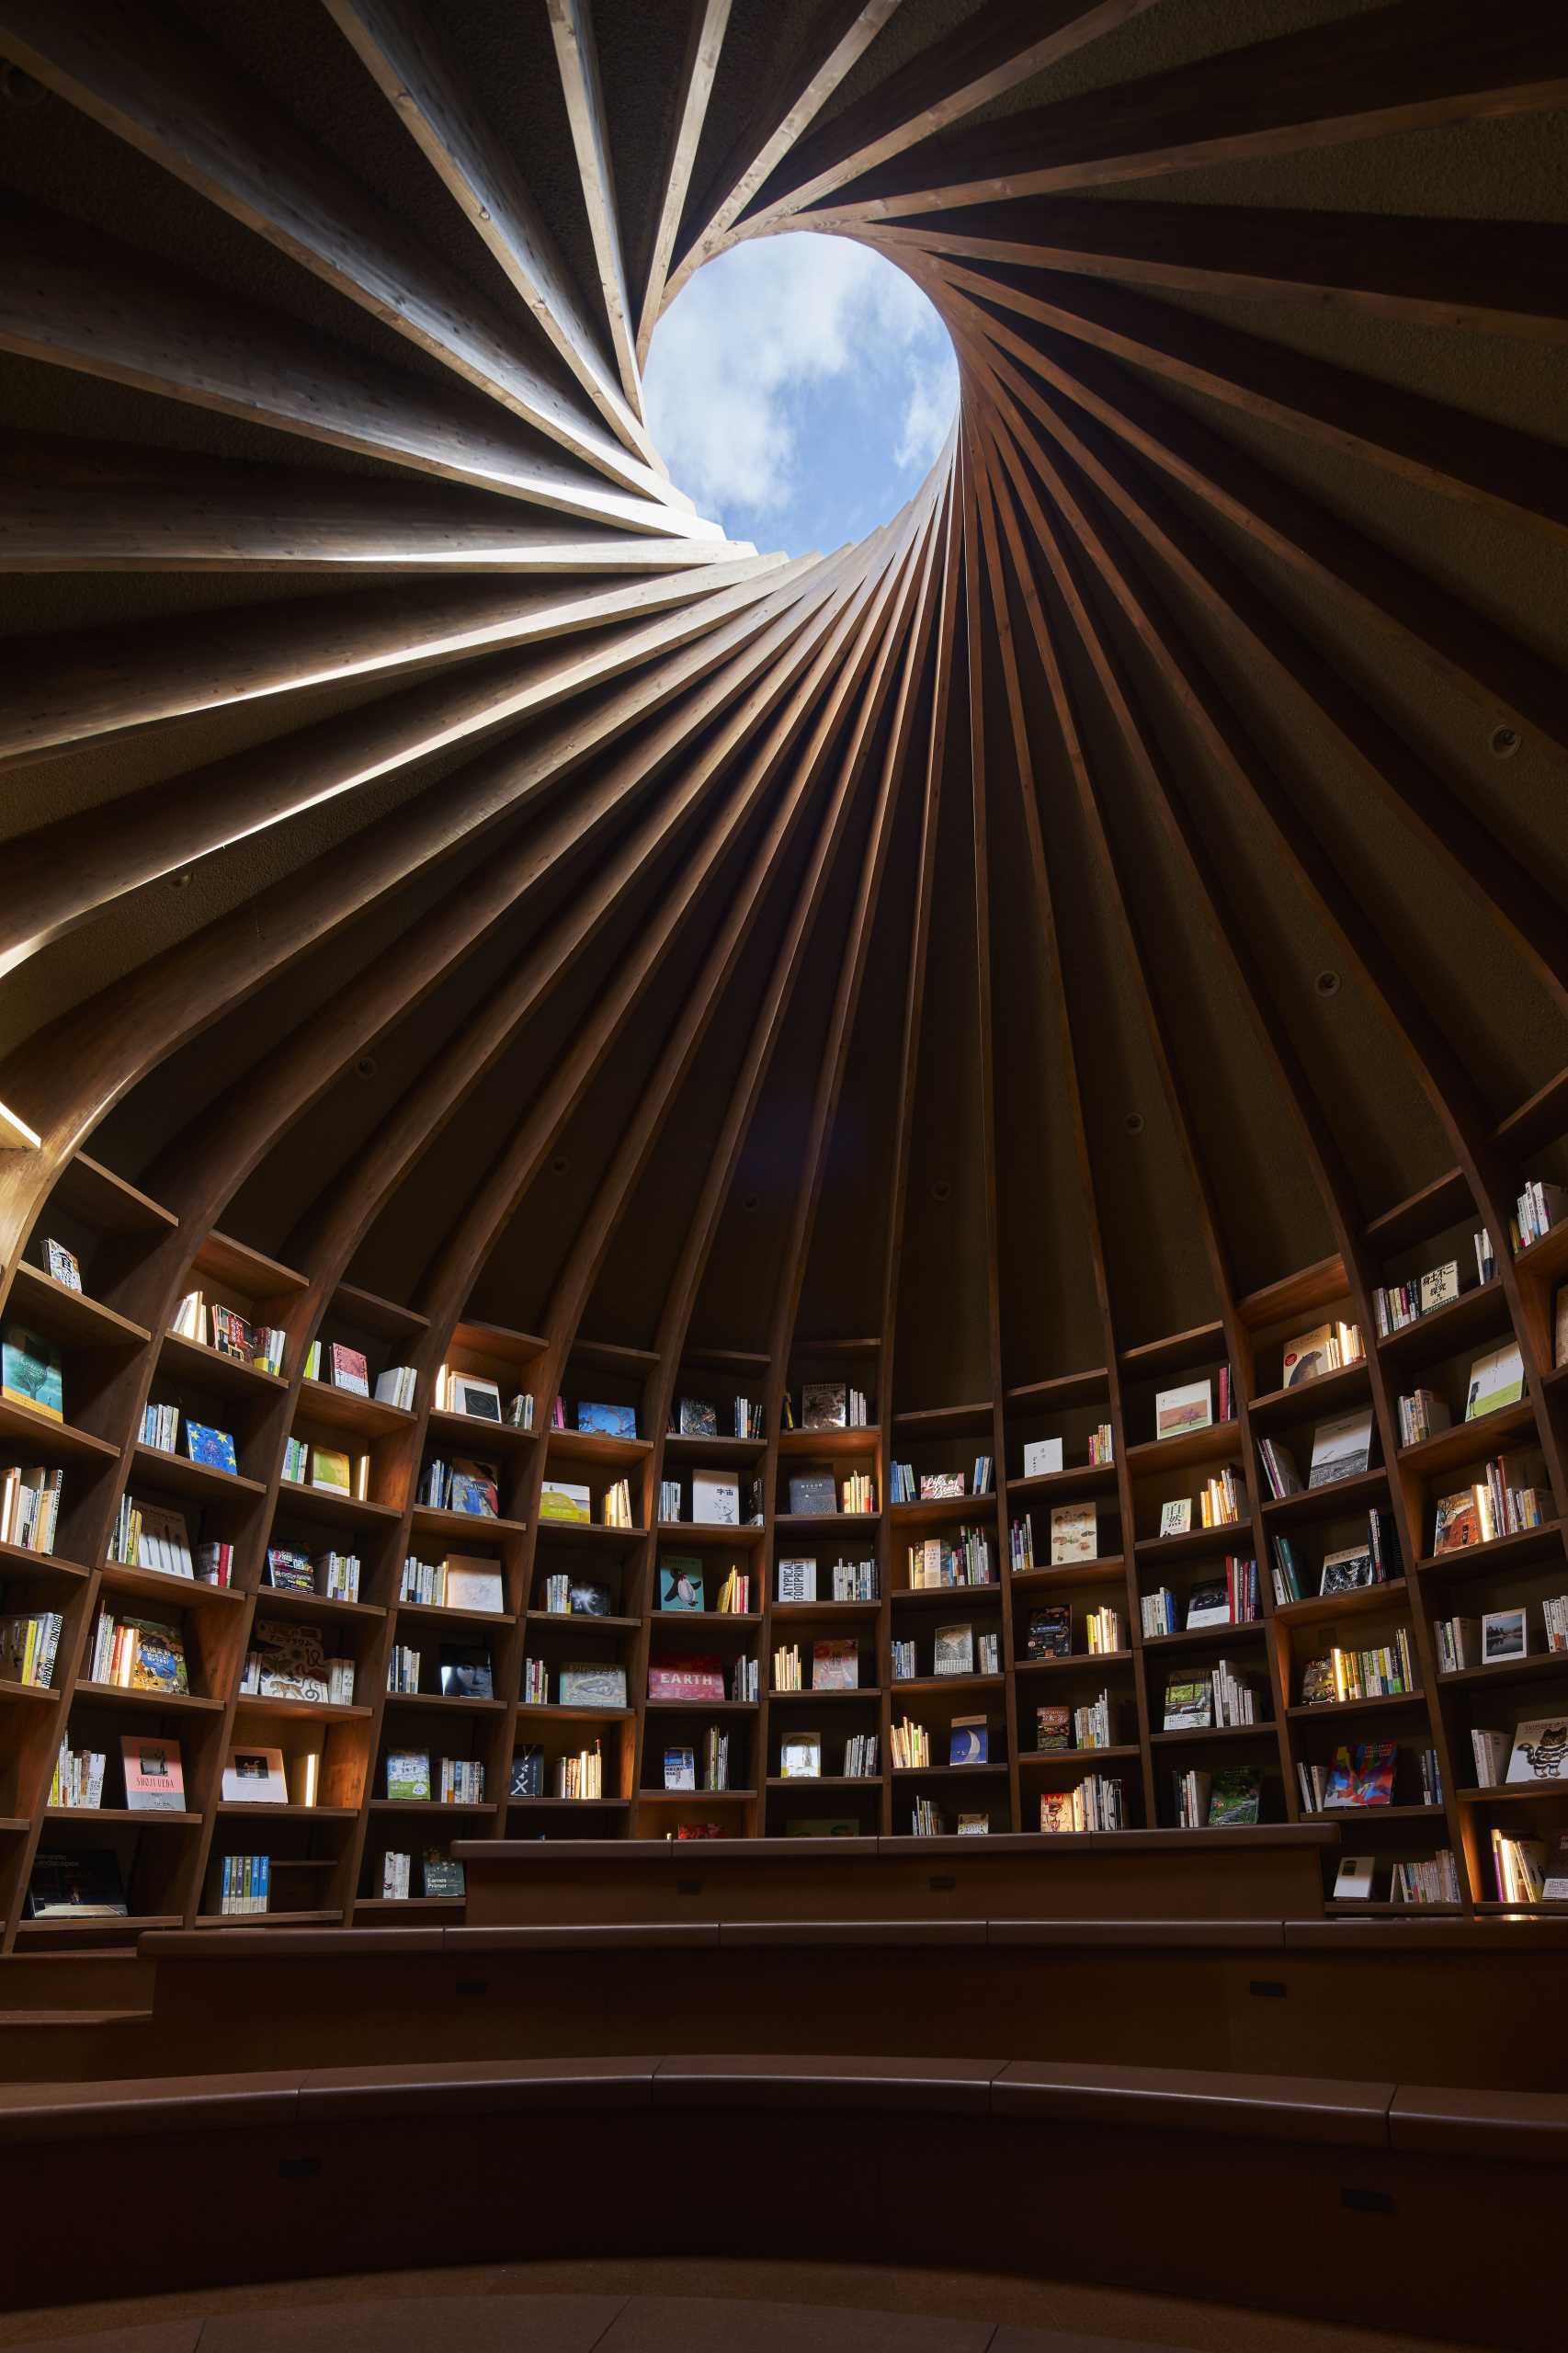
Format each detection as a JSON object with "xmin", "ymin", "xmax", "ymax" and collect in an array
[
  {"xmin": 1315, "ymin": 971, "xmax": 1341, "ymax": 998},
  {"xmin": 1124, "ymin": 1113, "xmax": 1145, "ymax": 1136},
  {"xmin": 1490, "ymin": 724, "xmax": 1521, "ymax": 759}
]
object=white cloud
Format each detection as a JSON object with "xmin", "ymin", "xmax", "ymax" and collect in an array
[{"xmin": 644, "ymin": 231, "xmax": 957, "ymax": 537}]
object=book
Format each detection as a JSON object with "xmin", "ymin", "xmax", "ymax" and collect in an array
[
  {"xmin": 242, "ymin": 1619, "xmax": 331, "ymax": 1703},
  {"xmin": 1308, "ymin": 1408, "xmax": 1373, "ymax": 1488},
  {"xmin": 1035, "ymin": 1705, "xmax": 1072, "ymax": 1752},
  {"xmin": 678, "ymin": 1398, "xmax": 719, "ymax": 1437},
  {"xmin": 119, "ymin": 1734, "xmax": 186, "ymax": 1813},
  {"xmin": 539, "ymin": 1481, "xmax": 591, "ymax": 1523},
  {"xmin": 777, "ymin": 1558, "xmax": 815, "ymax": 1601},
  {"xmin": 812, "ymin": 1638, "xmax": 858, "ymax": 1691},
  {"xmin": 949, "ymin": 1716, "xmax": 988, "ymax": 1766},
  {"xmin": 1483, "ymin": 1608, "xmax": 1528, "ymax": 1664},
  {"xmin": 442, "ymin": 1557, "xmax": 504, "ymax": 1613},
  {"xmin": 328, "ymin": 1344, "xmax": 369, "ymax": 1396},
  {"xmin": 222, "ymin": 1745, "xmax": 288, "ymax": 1803},
  {"xmin": 787, "ymin": 1471, "xmax": 835, "ymax": 1515},
  {"xmin": 1432, "ymin": 1487, "xmax": 1483, "ymax": 1552},
  {"xmin": 1022, "ymin": 1438, "xmax": 1062, "ymax": 1477},
  {"xmin": 510, "ymin": 1748, "xmax": 545, "ymax": 1799},
  {"xmin": 1163, "ymin": 1678, "xmax": 1212, "ymax": 1733},
  {"xmin": 1324, "ymin": 1742, "xmax": 1397, "ymax": 1808},
  {"xmin": 1319, "ymin": 1543, "xmax": 1376, "ymax": 1595},
  {"xmin": 310, "ymin": 1445, "xmax": 354, "ymax": 1496},
  {"xmin": 692, "ymin": 1471, "xmax": 739, "ymax": 1525},
  {"xmin": 1207, "ymin": 1768, "xmax": 1260, "ymax": 1826},
  {"xmin": 1049, "ymin": 1504, "xmax": 1096, "ymax": 1563},
  {"xmin": 648, "ymin": 1653, "xmax": 725, "ymax": 1701},
  {"xmin": 577, "ymin": 1401, "xmax": 637, "ymax": 1438},
  {"xmin": 423, "ymin": 1851, "xmax": 464, "ymax": 1898},
  {"xmin": 27, "ymin": 1848, "xmax": 127, "ymax": 1917},
  {"xmin": 1, "ymin": 1327, "xmax": 63, "ymax": 1422},
  {"xmin": 43, "ymin": 1240, "xmax": 82, "ymax": 1290},
  {"xmin": 1025, "ymin": 1607, "xmax": 1071, "ymax": 1661},
  {"xmin": 801, "ymin": 1382, "xmax": 846, "ymax": 1429},
  {"xmin": 664, "ymin": 1745, "xmax": 696, "ymax": 1790},
  {"xmin": 1281, "ymin": 1324, "xmax": 1335, "ymax": 1387},
  {"xmin": 933, "ymin": 1622, "xmax": 975, "ymax": 1677},
  {"xmin": 443, "ymin": 1371, "xmax": 500, "ymax": 1420},
  {"xmin": 780, "ymin": 1732, "xmax": 822, "ymax": 1779},
  {"xmin": 448, "ymin": 1458, "xmax": 499, "ymax": 1517},
  {"xmin": 660, "ymin": 1559, "xmax": 705, "ymax": 1609},
  {"xmin": 1159, "ymin": 1500, "xmax": 1192, "ymax": 1537},
  {"xmin": 184, "ymin": 1422, "xmax": 238, "ymax": 1475},
  {"xmin": 1466, "ymin": 1341, "xmax": 1526, "ymax": 1421},
  {"xmin": 559, "ymin": 1663, "xmax": 626, "ymax": 1708},
  {"xmin": 438, "ymin": 1644, "xmax": 493, "ymax": 1699},
  {"xmin": 386, "ymin": 1750, "xmax": 431, "ymax": 1801},
  {"xmin": 1154, "ymin": 1379, "xmax": 1212, "ymax": 1439},
  {"xmin": 1334, "ymin": 1855, "xmax": 1377, "ymax": 1901},
  {"xmin": 1506, "ymin": 1717, "xmax": 1568, "ymax": 1783}
]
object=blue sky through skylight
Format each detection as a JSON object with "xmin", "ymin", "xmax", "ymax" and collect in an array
[{"xmin": 644, "ymin": 232, "xmax": 959, "ymax": 560}]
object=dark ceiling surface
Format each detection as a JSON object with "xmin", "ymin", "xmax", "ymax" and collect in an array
[{"xmin": 0, "ymin": 0, "xmax": 1564, "ymax": 1392}]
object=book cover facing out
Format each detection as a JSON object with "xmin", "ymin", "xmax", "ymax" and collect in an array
[
  {"xmin": 185, "ymin": 1421, "xmax": 239, "ymax": 1475},
  {"xmin": 2, "ymin": 1327, "xmax": 63, "ymax": 1422}
]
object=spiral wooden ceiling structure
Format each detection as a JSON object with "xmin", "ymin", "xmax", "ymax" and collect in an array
[{"xmin": 0, "ymin": 0, "xmax": 1564, "ymax": 1919}]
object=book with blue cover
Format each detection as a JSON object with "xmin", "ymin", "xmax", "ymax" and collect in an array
[
  {"xmin": 577, "ymin": 1401, "xmax": 637, "ymax": 1438},
  {"xmin": 2, "ymin": 1327, "xmax": 62, "ymax": 1422},
  {"xmin": 185, "ymin": 1421, "xmax": 238, "ymax": 1475}
]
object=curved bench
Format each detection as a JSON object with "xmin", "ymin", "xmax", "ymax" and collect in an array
[{"xmin": 0, "ymin": 2054, "xmax": 1558, "ymax": 2345}]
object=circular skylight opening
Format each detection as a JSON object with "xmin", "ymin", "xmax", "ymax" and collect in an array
[{"xmin": 644, "ymin": 233, "xmax": 959, "ymax": 558}]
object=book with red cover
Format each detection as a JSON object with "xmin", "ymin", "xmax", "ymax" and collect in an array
[
  {"xmin": 330, "ymin": 1344, "xmax": 369, "ymax": 1397},
  {"xmin": 1324, "ymin": 1741, "xmax": 1397, "ymax": 1808},
  {"xmin": 647, "ymin": 1653, "xmax": 726, "ymax": 1702}
]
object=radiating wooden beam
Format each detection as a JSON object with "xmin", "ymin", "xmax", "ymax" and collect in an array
[
  {"xmin": 735, "ymin": 0, "xmax": 1163, "ymax": 236},
  {"xmin": 663, "ymin": 0, "xmax": 899, "ymax": 310},
  {"xmin": 324, "ymin": 0, "xmax": 658, "ymax": 470},
  {"xmin": 0, "ymin": 206, "xmax": 717, "ymax": 538},
  {"xmin": 546, "ymin": 0, "xmax": 645, "ymax": 422},
  {"xmin": 936, "ymin": 254, "xmax": 1568, "ymax": 546},
  {"xmin": 803, "ymin": 1, "xmax": 1568, "ymax": 222},
  {"xmin": 930, "ymin": 276, "xmax": 1568, "ymax": 757},
  {"xmin": 0, "ymin": 555, "xmax": 823, "ymax": 979},
  {"xmin": 0, "ymin": 0, "xmax": 680, "ymax": 509},
  {"xmin": 1, "ymin": 554, "xmax": 789, "ymax": 761},
  {"xmin": 865, "ymin": 201, "xmax": 1568, "ymax": 346},
  {"xmin": 636, "ymin": 0, "xmax": 732, "ymax": 368}
]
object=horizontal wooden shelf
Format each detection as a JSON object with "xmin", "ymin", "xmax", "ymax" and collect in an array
[
  {"xmin": 637, "ymin": 1787, "xmax": 754, "ymax": 1802},
  {"xmin": 526, "ymin": 1609, "xmax": 641, "ymax": 1631},
  {"xmin": 1149, "ymin": 1722, "xmax": 1275, "ymax": 1745},
  {"xmin": 890, "ymin": 1494, "xmax": 998, "ymax": 1530},
  {"xmin": 426, "ymin": 1407, "xmax": 535, "ymax": 1452},
  {"xmin": 1246, "ymin": 1361, "xmax": 1369, "ymax": 1428},
  {"xmin": 297, "ymin": 1380, "xmax": 415, "ymax": 1439},
  {"xmin": 890, "ymin": 1582, "xmax": 1002, "ymax": 1607},
  {"xmin": 1010, "ymin": 1557, "xmax": 1126, "ymax": 1589},
  {"xmin": 1006, "ymin": 1461, "xmax": 1118, "ymax": 1502},
  {"xmin": 74, "ymin": 1683, "xmax": 221, "ymax": 1712},
  {"xmin": 504, "ymin": 1796, "xmax": 629, "ymax": 1811},
  {"xmin": 231, "ymin": 1695, "xmax": 372, "ymax": 1721},
  {"xmin": 1414, "ymin": 1522, "xmax": 1565, "ymax": 1577},
  {"xmin": 890, "ymin": 1759, "xmax": 1008, "ymax": 1778},
  {"xmin": 354, "ymin": 1896, "xmax": 468, "ymax": 1914},
  {"xmin": 769, "ymin": 1599, "xmax": 881, "ymax": 1621},
  {"xmin": 194, "ymin": 1911, "xmax": 345, "ymax": 1928},
  {"xmin": 517, "ymin": 1703, "xmax": 633, "ymax": 1723},
  {"xmin": 778, "ymin": 1426, "xmax": 881, "ymax": 1456},
  {"xmin": 1015, "ymin": 1652, "xmax": 1134, "ymax": 1677},
  {"xmin": 661, "ymin": 1433, "xmax": 766, "ymax": 1461},
  {"xmin": 546, "ymin": 1427, "xmax": 652, "ymax": 1467},
  {"xmin": 890, "ymin": 1673, "xmax": 1006, "ymax": 1696},
  {"xmin": 1376, "ymin": 1281, "xmax": 1506, "ymax": 1367},
  {"xmin": 44, "ymin": 1807, "xmax": 199, "ymax": 1825},
  {"xmin": 369, "ymin": 1798, "xmax": 495, "ymax": 1813},
  {"xmin": 656, "ymin": 1520, "xmax": 765, "ymax": 1546},
  {"xmin": 254, "ymin": 1586, "xmax": 385, "ymax": 1626},
  {"xmin": 449, "ymin": 1320, "xmax": 545, "ymax": 1372},
  {"xmin": 1017, "ymin": 1745, "xmax": 1142, "ymax": 1767},
  {"xmin": 765, "ymin": 1775, "xmax": 881, "ymax": 1790},
  {"xmin": 644, "ymin": 1698, "xmax": 757, "ymax": 1715},
  {"xmin": 213, "ymin": 1802, "xmax": 358, "ymax": 1820},
  {"xmin": 893, "ymin": 1401, "xmax": 992, "ymax": 1436},
  {"xmin": 1286, "ymin": 1693, "xmax": 1426, "ymax": 1720},
  {"xmin": 1119, "ymin": 1322, "xmax": 1224, "ymax": 1380},
  {"xmin": 102, "ymin": 1561, "xmax": 244, "ymax": 1611},
  {"xmin": 1003, "ymin": 1369, "xmax": 1108, "ymax": 1414},
  {"xmin": 1458, "ymin": 1781, "xmax": 1568, "ymax": 1808},
  {"xmin": 0, "ymin": 1678, "xmax": 59, "ymax": 1705},
  {"xmin": 776, "ymin": 1512, "xmax": 881, "ymax": 1533},
  {"xmin": 395, "ymin": 1599, "xmax": 515, "ymax": 1629},
  {"xmin": 193, "ymin": 1230, "xmax": 308, "ymax": 1300},
  {"xmin": 532, "ymin": 1518, "xmax": 642, "ymax": 1545},
  {"xmin": 333, "ymin": 1281, "xmax": 429, "ymax": 1340},
  {"xmin": 1437, "ymin": 1648, "xmax": 1568, "ymax": 1689},
  {"xmin": 648, "ymin": 1609, "xmax": 761, "ymax": 1628},
  {"xmin": 1133, "ymin": 1522, "xmax": 1253, "ymax": 1564},
  {"xmin": 1273, "ymin": 1579, "xmax": 1409, "ymax": 1629},
  {"xmin": 380, "ymin": 1692, "xmax": 506, "ymax": 1715},
  {"xmin": 16, "ymin": 1913, "xmax": 181, "ymax": 1939},
  {"xmin": 160, "ymin": 1329, "xmax": 288, "ymax": 1402},
  {"xmin": 54, "ymin": 1152, "xmax": 176, "ymax": 1235},
  {"xmin": 132, "ymin": 1442, "xmax": 266, "ymax": 1502},
  {"xmin": 1140, "ymin": 1621, "xmax": 1266, "ymax": 1652},
  {"xmin": 0, "ymin": 1540, "xmax": 89, "ymax": 1581},
  {"xmin": 1364, "ymin": 1167, "xmax": 1471, "ymax": 1255},
  {"xmin": 1259, "ymin": 1469, "xmax": 1386, "ymax": 1525},
  {"xmin": 278, "ymin": 1478, "xmax": 402, "ymax": 1529},
  {"xmin": 1301, "ymin": 1804, "xmax": 1446, "ymax": 1823},
  {"xmin": 410, "ymin": 1504, "xmax": 527, "ymax": 1542},
  {"xmin": 1513, "ymin": 1221, "xmax": 1568, "ymax": 1285},
  {"xmin": 1125, "ymin": 1423, "xmax": 1243, "ymax": 1475},
  {"xmin": 767, "ymin": 1685, "xmax": 881, "ymax": 1703},
  {"xmin": 0, "ymin": 1400, "xmax": 120, "ymax": 1464},
  {"xmin": 9, "ymin": 1264, "xmax": 150, "ymax": 1351},
  {"xmin": 1395, "ymin": 1402, "xmax": 1536, "ymax": 1479}
]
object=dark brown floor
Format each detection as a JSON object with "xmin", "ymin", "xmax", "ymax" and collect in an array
[{"xmin": 0, "ymin": 2263, "xmax": 1458, "ymax": 2353}]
